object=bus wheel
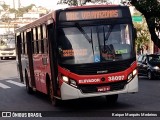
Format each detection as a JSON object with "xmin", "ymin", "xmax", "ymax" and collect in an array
[
  {"xmin": 48, "ymin": 81, "xmax": 61, "ymax": 106},
  {"xmin": 25, "ymin": 73, "xmax": 33, "ymax": 94},
  {"xmin": 106, "ymin": 94, "xmax": 118, "ymax": 105}
]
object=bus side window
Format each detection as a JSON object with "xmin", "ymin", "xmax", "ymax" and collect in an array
[
  {"xmin": 40, "ymin": 25, "xmax": 44, "ymax": 53},
  {"xmin": 21, "ymin": 33, "xmax": 25, "ymax": 55},
  {"xmin": 35, "ymin": 28, "xmax": 39, "ymax": 54},
  {"xmin": 31, "ymin": 29, "xmax": 34, "ymax": 54},
  {"xmin": 24, "ymin": 32, "xmax": 27, "ymax": 55},
  {"xmin": 33, "ymin": 28, "xmax": 38, "ymax": 54},
  {"xmin": 42, "ymin": 25, "xmax": 48, "ymax": 53},
  {"xmin": 20, "ymin": 33, "xmax": 23, "ymax": 54},
  {"xmin": 17, "ymin": 35, "xmax": 22, "ymax": 54},
  {"xmin": 38, "ymin": 26, "xmax": 42, "ymax": 53}
]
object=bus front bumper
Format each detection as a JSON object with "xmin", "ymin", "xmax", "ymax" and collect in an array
[
  {"xmin": 0, "ymin": 51, "xmax": 16, "ymax": 58},
  {"xmin": 60, "ymin": 75, "xmax": 138, "ymax": 100}
]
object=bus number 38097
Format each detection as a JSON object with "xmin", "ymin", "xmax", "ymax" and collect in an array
[{"xmin": 108, "ymin": 75, "xmax": 124, "ymax": 81}]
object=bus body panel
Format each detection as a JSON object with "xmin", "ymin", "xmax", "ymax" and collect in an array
[
  {"xmin": 33, "ymin": 54, "xmax": 42, "ymax": 92},
  {"xmin": 60, "ymin": 75, "xmax": 138, "ymax": 100},
  {"xmin": 33, "ymin": 54, "xmax": 50, "ymax": 94},
  {"xmin": 59, "ymin": 61, "xmax": 137, "ymax": 100},
  {"xmin": 58, "ymin": 61, "xmax": 137, "ymax": 84}
]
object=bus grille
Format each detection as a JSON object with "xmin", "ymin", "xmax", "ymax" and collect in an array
[
  {"xmin": 78, "ymin": 81, "xmax": 127, "ymax": 93},
  {"xmin": 0, "ymin": 48, "xmax": 15, "ymax": 51},
  {"xmin": 61, "ymin": 59, "xmax": 134, "ymax": 75}
]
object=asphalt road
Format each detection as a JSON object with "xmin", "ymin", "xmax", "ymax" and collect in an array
[{"xmin": 0, "ymin": 60, "xmax": 160, "ymax": 120}]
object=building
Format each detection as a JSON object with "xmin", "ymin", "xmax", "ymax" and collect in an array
[{"xmin": 0, "ymin": 2, "xmax": 48, "ymax": 34}]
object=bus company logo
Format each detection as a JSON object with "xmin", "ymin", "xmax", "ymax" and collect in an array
[
  {"xmin": 1, "ymin": 112, "xmax": 42, "ymax": 118},
  {"xmin": 79, "ymin": 78, "xmax": 100, "ymax": 84},
  {"xmin": 2, "ymin": 112, "xmax": 11, "ymax": 117},
  {"xmin": 97, "ymin": 70, "xmax": 108, "ymax": 74}
]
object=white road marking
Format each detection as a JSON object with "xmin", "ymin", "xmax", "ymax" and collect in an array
[
  {"xmin": 0, "ymin": 83, "xmax": 11, "ymax": 89},
  {"xmin": 6, "ymin": 80, "xmax": 25, "ymax": 87}
]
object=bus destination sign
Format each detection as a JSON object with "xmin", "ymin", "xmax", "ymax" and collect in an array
[{"xmin": 59, "ymin": 10, "xmax": 122, "ymax": 21}]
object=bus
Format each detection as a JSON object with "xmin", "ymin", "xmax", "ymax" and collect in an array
[
  {"xmin": 15, "ymin": 5, "xmax": 138, "ymax": 106},
  {"xmin": 0, "ymin": 34, "xmax": 16, "ymax": 60}
]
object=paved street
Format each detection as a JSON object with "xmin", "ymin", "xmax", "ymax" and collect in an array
[{"xmin": 0, "ymin": 60, "xmax": 160, "ymax": 119}]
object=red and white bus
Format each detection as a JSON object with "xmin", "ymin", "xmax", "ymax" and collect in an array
[{"xmin": 15, "ymin": 5, "xmax": 138, "ymax": 105}]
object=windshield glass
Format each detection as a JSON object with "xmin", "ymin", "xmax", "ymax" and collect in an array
[
  {"xmin": 148, "ymin": 55, "xmax": 160, "ymax": 63},
  {"xmin": 58, "ymin": 24, "xmax": 133, "ymax": 64},
  {"xmin": 0, "ymin": 39, "xmax": 15, "ymax": 50}
]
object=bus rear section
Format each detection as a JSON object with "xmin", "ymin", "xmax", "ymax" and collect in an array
[{"xmin": 56, "ymin": 5, "xmax": 138, "ymax": 103}]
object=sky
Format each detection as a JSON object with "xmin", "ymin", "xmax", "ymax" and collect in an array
[
  {"xmin": 3, "ymin": 0, "xmax": 123, "ymax": 10},
  {"xmin": 4, "ymin": 0, "xmax": 59, "ymax": 9}
]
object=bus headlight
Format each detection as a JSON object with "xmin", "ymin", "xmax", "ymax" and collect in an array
[
  {"xmin": 133, "ymin": 69, "xmax": 137, "ymax": 76},
  {"xmin": 128, "ymin": 73, "xmax": 133, "ymax": 81},
  {"xmin": 128, "ymin": 69, "xmax": 137, "ymax": 82},
  {"xmin": 153, "ymin": 66, "xmax": 159, "ymax": 70},
  {"xmin": 70, "ymin": 79, "xmax": 77, "ymax": 88},
  {"xmin": 61, "ymin": 75, "xmax": 77, "ymax": 88},
  {"xmin": 62, "ymin": 76, "xmax": 69, "ymax": 83}
]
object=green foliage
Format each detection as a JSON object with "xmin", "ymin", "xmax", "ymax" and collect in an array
[
  {"xmin": 58, "ymin": 0, "xmax": 78, "ymax": 6},
  {"xmin": 131, "ymin": 0, "xmax": 160, "ymax": 49},
  {"xmin": 9, "ymin": 8, "xmax": 17, "ymax": 13},
  {"xmin": 0, "ymin": 4, "xmax": 35, "ymax": 17},
  {"xmin": 16, "ymin": 4, "xmax": 35, "ymax": 17},
  {"xmin": 128, "ymin": 2, "xmax": 151, "ymax": 54},
  {"xmin": 0, "ymin": 40, "xmax": 6, "ymax": 46},
  {"xmin": 1, "ymin": 14, "xmax": 12, "ymax": 23},
  {"xmin": 1, "ymin": 3, "xmax": 9, "ymax": 11},
  {"xmin": 134, "ymin": 22, "xmax": 150, "ymax": 54}
]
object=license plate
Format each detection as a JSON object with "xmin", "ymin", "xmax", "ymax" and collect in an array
[{"xmin": 97, "ymin": 86, "xmax": 110, "ymax": 92}]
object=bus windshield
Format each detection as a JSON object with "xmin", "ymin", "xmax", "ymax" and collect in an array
[
  {"xmin": 58, "ymin": 24, "xmax": 133, "ymax": 64},
  {"xmin": 0, "ymin": 39, "xmax": 15, "ymax": 50}
]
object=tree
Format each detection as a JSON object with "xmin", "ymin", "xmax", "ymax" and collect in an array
[
  {"xmin": 16, "ymin": 4, "xmax": 35, "ymax": 17},
  {"xmin": 130, "ymin": 0, "xmax": 160, "ymax": 48},
  {"xmin": 58, "ymin": 0, "xmax": 78, "ymax": 6},
  {"xmin": 58, "ymin": 0, "xmax": 110, "ymax": 6},
  {"xmin": 132, "ymin": 9, "xmax": 151, "ymax": 54},
  {"xmin": 0, "ymin": 3, "xmax": 12, "ymax": 32},
  {"xmin": 134, "ymin": 22, "xmax": 150, "ymax": 54}
]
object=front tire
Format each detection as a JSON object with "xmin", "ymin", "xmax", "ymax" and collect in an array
[
  {"xmin": 48, "ymin": 80, "xmax": 61, "ymax": 106},
  {"xmin": 106, "ymin": 94, "xmax": 118, "ymax": 105}
]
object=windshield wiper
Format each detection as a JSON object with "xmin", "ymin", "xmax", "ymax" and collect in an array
[
  {"xmin": 104, "ymin": 25, "xmax": 114, "ymax": 43},
  {"xmin": 75, "ymin": 23, "xmax": 92, "ymax": 43},
  {"xmin": 103, "ymin": 25, "xmax": 114, "ymax": 53}
]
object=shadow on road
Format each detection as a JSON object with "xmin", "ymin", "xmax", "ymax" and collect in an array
[
  {"xmin": 138, "ymin": 76, "xmax": 160, "ymax": 81},
  {"xmin": 32, "ymin": 91, "xmax": 134, "ymax": 111},
  {"xmin": 0, "ymin": 59, "xmax": 16, "ymax": 64}
]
